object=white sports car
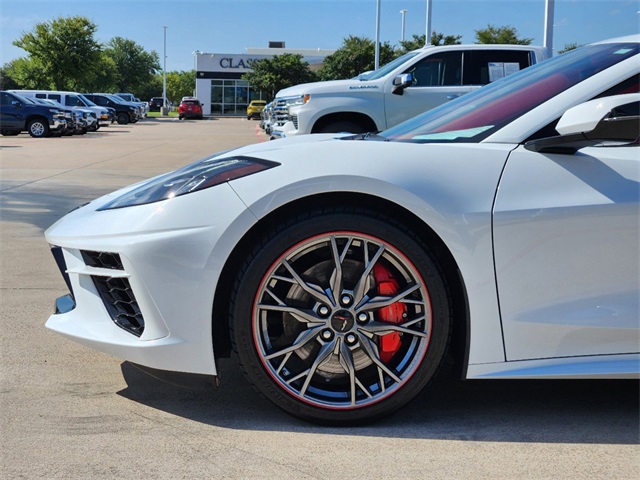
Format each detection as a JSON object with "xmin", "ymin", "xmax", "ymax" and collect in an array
[{"xmin": 45, "ymin": 36, "xmax": 639, "ymax": 424}]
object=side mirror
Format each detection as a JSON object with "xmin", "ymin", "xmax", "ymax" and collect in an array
[
  {"xmin": 11, "ymin": 100, "xmax": 22, "ymax": 108},
  {"xmin": 525, "ymin": 93, "xmax": 640, "ymax": 154},
  {"xmin": 392, "ymin": 73, "xmax": 414, "ymax": 95}
]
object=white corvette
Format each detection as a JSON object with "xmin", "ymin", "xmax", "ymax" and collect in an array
[{"xmin": 46, "ymin": 36, "xmax": 639, "ymax": 424}]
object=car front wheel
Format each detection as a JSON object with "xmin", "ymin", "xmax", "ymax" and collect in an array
[
  {"xmin": 230, "ymin": 208, "xmax": 451, "ymax": 425},
  {"xmin": 116, "ymin": 113, "xmax": 129, "ymax": 125},
  {"xmin": 27, "ymin": 119, "xmax": 49, "ymax": 138}
]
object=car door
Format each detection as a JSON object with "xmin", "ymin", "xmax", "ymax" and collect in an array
[
  {"xmin": 493, "ymin": 142, "xmax": 639, "ymax": 361},
  {"xmin": 0, "ymin": 92, "xmax": 25, "ymax": 129},
  {"xmin": 384, "ymin": 51, "xmax": 471, "ymax": 128}
]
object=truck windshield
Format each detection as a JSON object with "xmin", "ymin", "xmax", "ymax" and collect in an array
[
  {"xmin": 363, "ymin": 50, "xmax": 422, "ymax": 81},
  {"xmin": 77, "ymin": 94, "xmax": 98, "ymax": 107},
  {"xmin": 381, "ymin": 42, "xmax": 639, "ymax": 143}
]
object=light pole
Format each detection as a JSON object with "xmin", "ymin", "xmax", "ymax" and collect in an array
[
  {"xmin": 162, "ymin": 26, "xmax": 167, "ymax": 114},
  {"xmin": 425, "ymin": 0, "xmax": 432, "ymax": 46},
  {"xmin": 400, "ymin": 9, "xmax": 408, "ymax": 42},
  {"xmin": 374, "ymin": 0, "xmax": 381, "ymax": 70},
  {"xmin": 543, "ymin": 0, "xmax": 555, "ymax": 56}
]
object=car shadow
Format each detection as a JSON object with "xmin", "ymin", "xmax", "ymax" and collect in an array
[{"xmin": 117, "ymin": 360, "xmax": 639, "ymax": 444}]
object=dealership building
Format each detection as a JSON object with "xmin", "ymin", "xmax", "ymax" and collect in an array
[{"xmin": 194, "ymin": 43, "xmax": 334, "ymax": 116}]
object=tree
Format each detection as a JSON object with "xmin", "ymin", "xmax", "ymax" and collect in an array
[
  {"xmin": 104, "ymin": 37, "xmax": 160, "ymax": 94},
  {"xmin": 0, "ymin": 62, "xmax": 21, "ymax": 90},
  {"xmin": 12, "ymin": 16, "xmax": 102, "ymax": 90},
  {"xmin": 399, "ymin": 32, "xmax": 462, "ymax": 53},
  {"xmin": 318, "ymin": 35, "xmax": 397, "ymax": 81},
  {"xmin": 475, "ymin": 24, "xmax": 533, "ymax": 45},
  {"xmin": 558, "ymin": 43, "xmax": 583, "ymax": 54},
  {"xmin": 3, "ymin": 58, "xmax": 49, "ymax": 89},
  {"xmin": 165, "ymin": 70, "xmax": 196, "ymax": 104},
  {"xmin": 242, "ymin": 53, "xmax": 317, "ymax": 98}
]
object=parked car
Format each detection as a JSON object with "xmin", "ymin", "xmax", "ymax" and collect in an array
[
  {"xmin": 44, "ymin": 36, "xmax": 639, "ymax": 425},
  {"xmin": 272, "ymin": 43, "xmax": 550, "ymax": 138},
  {"xmin": 83, "ymin": 94, "xmax": 139, "ymax": 124},
  {"xmin": 8, "ymin": 90, "xmax": 110, "ymax": 130},
  {"xmin": 115, "ymin": 93, "xmax": 148, "ymax": 117},
  {"xmin": 247, "ymin": 100, "xmax": 267, "ymax": 120},
  {"xmin": 30, "ymin": 97, "xmax": 86, "ymax": 135},
  {"xmin": 0, "ymin": 90, "xmax": 66, "ymax": 137},
  {"xmin": 149, "ymin": 97, "xmax": 169, "ymax": 112},
  {"xmin": 178, "ymin": 97, "xmax": 203, "ymax": 120}
]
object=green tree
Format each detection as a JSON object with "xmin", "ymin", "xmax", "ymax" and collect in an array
[
  {"xmin": 558, "ymin": 43, "xmax": 583, "ymax": 54},
  {"xmin": 83, "ymin": 53, "xmax": 119, "ymax": 92},
  {"xmin": 475, "ymin": 24, "xmax": 533, "ymax": 45},
  {"xmin": 242, "ymin": 53, "xmax": 317, "ymax": 98},
  {"xmin": 0, "ymin": 62, "xmax": 22, "ymax": 90},
  {"xmin": 3, "ymin": 58, "xmax": 49, "ymax": 89},
  {"xmin": 399, "ymin": 32, "xmax": 462, "ymax": 53},
  {"xmin": 12, "ymin": 16, "xmax": 102, "ymax": 90},
  {"xmin": 104, "ymin": 36, "xmax": 160, "ymax": 94},
  {"xmin": 318, "ymin": 35, "xmax": 397, "ymax": 81},
  {"xmin": 165, "ymin": 70, "xmax": 196, "ymax": 104}
]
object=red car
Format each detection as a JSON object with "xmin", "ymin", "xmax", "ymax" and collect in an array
[{"xmin": 178, "ymin": 97, "xmax": 203, "ymax": 120}]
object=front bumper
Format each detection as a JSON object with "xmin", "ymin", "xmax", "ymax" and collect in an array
[{"xmin": 45, "ymin": 183, "xmax": 254, "ymax": 376}]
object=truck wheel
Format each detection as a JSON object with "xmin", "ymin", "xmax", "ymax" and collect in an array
[
  {"xmin": 117, "ymin": 113, "xmax": 129, "ymax": 125},
  {"xmin": 27, "ymin": 119, "xmax": 49, "ymax": 138},
  {"xmin": 318, "ymin": 121, "xmax": 366, "ymax": 134}
]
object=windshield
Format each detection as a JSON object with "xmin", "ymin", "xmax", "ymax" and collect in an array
[
  {"xmin": 106, "ymin": 94, "xmax": 127, "ymax": 104},
  {"xmin": 382, "ymin": 42, "xmax": 639, "ymax": 143},
  {"xmin": 363, "ymin": 50, "xmax": 422, "ymax": 81},
  {"xmin": 77, "ymin": 94, "xmax": 97, "ymax": 107}
]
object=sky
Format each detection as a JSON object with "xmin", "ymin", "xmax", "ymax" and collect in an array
[{"xmin": 1, "ymin": 0, "xmax": 639, "ymax": 72}]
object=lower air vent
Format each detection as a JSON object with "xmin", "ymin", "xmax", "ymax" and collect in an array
[
  {"xmin": 91, "ymin": 276, "xmax": 144, "ymax": 336},
  {"xmin": 81, "ymin": 250, "xmax": 124, "ymax": 270}
]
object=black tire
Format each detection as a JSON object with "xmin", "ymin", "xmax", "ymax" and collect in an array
[
  {"xmin": 116, "ymin": 113, "xmax": 129, "ymax": 125},
  {"xmin": 230, "ymin": 207, "xmax": 451, "ymax": 425},
  {"xmin": 27, "ymin": 118, "xmax": 49, "ymax": 138},
  {"xmin": 1, "ymin": 129, "xmax": 20, "ymax": 136},
  {"xmin": 318, "ymin": 121, "xmax": 367, "ymax": 134}
]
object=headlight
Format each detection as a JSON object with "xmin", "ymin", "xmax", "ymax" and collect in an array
[
  {"xmin": 48, "ymin": 108, "xmax": 59, "ymax": 114},
  {"xmin": 287, "ymin": 95, "xmax": 310, "ymax": 106},
  {"xmin": 98, "ymin": 155, "xmax": 279, "ymax": 210}
]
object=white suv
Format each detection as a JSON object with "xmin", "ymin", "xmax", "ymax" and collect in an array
[{"xmin": 273, "ymin": 44, "xmax": 549, "ymax": 138}]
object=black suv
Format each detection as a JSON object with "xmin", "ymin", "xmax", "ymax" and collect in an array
[
  {"xmin": 83, "ymin": 93, "xmax": 139, "ymax": 125},
  {"xmin": 149, "ymin": 97, "xmax": 169, "ymax": 112},
  {"xmin": 0, "ymin": 91, "xmax": 66, "ymax": 137}
]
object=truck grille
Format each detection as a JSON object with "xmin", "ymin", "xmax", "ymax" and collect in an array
[{"xmin": 273, "ymin": 99, "xmax": 290, "ymax": 126}]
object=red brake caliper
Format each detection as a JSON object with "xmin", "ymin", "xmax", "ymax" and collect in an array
[{"xmin": 373, "ymin": 263, "xmax": 407, "ymax": 363}]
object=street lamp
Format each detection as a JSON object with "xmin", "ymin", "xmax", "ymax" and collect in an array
[
  {"xmin": 374, "ymin": 0, "xmax": 381, "ymax": 70},
  {"xmin": 400, "ymin": 9, "xmax": 408, "ymax": 42},
  {"xmin": 425, "ymin": 0, "xmax": 432, "ymax": 46},
  {"xmin": 162, "ymin": 26, "xmax": 168, "ymax": 114}
]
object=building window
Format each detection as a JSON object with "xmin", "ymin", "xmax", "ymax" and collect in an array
[{"xmin": 210, "ymin": 79, "xmax": 265, "ymax": 115}]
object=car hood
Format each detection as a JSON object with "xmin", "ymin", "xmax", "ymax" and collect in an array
[{"xmin": 276, "ymin": 78, "xmax": 381, "ymax": 98}]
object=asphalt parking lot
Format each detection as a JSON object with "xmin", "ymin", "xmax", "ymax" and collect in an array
[{"xmin": 1, "ymin": 117, "xmax": 638, "ymax": 479}]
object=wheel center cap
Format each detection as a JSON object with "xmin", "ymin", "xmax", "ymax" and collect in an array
[{"xmin": 331, "ymin": 310, "xmax": 355, "ymax": 332}]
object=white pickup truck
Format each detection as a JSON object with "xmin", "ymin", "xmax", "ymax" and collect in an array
[{"xmin": 272, "ymin": 44, "xmax": 550, "ymax": 138}]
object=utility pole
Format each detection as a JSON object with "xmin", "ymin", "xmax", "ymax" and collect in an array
[
  {"xmin": 162, "ymin": 26, "xmax": 168, "ymax": 114},
  {"xmin": 400, "ymin": 9, "xmax": 408, "ymax": 42},
  {"xmin": 375, "ymin": 0, "xmax": 381, "ymax": 70},
  {"xmin": 425, "ymin": 0, "xmax": 432, "ymax": 46},
  {"xmin": 543, "ymin": 0, "xmax": 555, "ymax": 56}
]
